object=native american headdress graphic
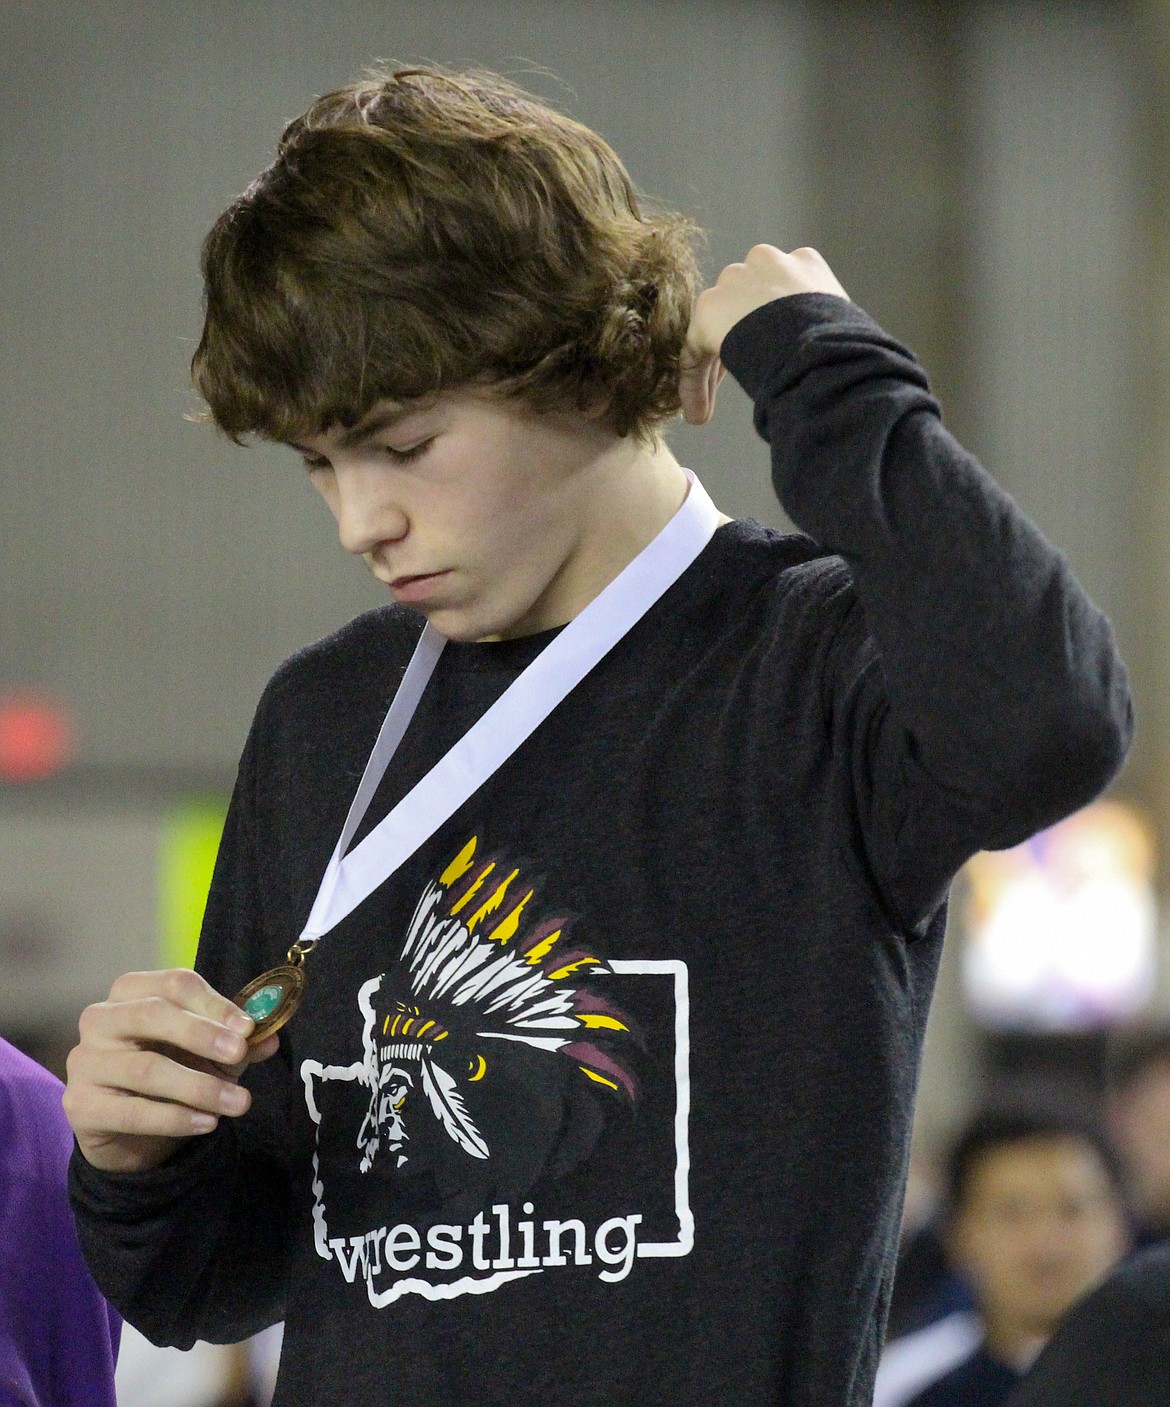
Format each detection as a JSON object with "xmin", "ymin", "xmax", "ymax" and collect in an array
[{"xmin": 356, "ymin": 836, "xmax": 638, "ymax": 1175}]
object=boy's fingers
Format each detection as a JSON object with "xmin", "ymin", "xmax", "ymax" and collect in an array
[
  {"xmin": 63, "ymin": 1043, "xmax": 251, "ymax": 1158},
  {"xmin": 82, "ymin": 995, "xmax": 253, "ymax": 1069},
  {"xmin": 75, "ymin": 1089, "xmax": 224, "ymax": 1141},
  {"xmin": 221, "ymin": 1031, "xmax": 282, "ymax": 1080},
  {"xmin": 103, "ymin": 1047, "xmax": 252, "ymax": 1117},
  {"xmin": 682, "ymin": 246, "xmax": 850, "ymax": 400},
  {"xmin": 65, "ymin": 968, "xmax": 263, "ymax": 1173},
  {"xmin": 247, "ymin": 1032, "xmax": 282, "ymax": 1065},
  {"xmin": 107, "ymin": 968, "xmax": 255, "ymax": 1037}
]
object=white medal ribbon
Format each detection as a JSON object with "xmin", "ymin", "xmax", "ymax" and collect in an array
[{"xmin": 299, "ymin": 470, "xmax": 721, "ymax": 945}]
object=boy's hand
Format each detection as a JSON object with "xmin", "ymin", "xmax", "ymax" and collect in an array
[
  {"xmin": 679, "ymin": 245, "xmax": 849, "ymax": 425},
  {"xmin": 63, "ymin": 968, "xmax": 281, "ymax": 1175}
]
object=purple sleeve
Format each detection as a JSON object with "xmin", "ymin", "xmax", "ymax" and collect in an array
[{"xmin": 0, "ymin": 1037, "xmax": 120, "ymax": 1407}]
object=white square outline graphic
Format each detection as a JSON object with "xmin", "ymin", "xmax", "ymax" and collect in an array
[
  {"xmin": 611, "ymin": 958, "xmax": 694, "ymax": 1258},
  {"xmin": 302, "ymin": 957, "xmax": 692, "ymax": 1304}
]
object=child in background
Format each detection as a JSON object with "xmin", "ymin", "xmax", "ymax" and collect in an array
[
  {"xmin": 876, "ymin": 1107, "xmax": 1130, "ymax": 1407},
  {"xmin": 1006, "ymin": 1240, "xmax": 1170, "ymax": 1407}
]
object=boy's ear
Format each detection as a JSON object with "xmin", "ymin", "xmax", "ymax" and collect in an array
[{"xmin": 678, "ymin": 354, "xmax": 726, "ymax": 426}]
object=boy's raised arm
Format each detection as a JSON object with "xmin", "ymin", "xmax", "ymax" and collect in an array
[{"xmin": 692, "ymin": 245, "xmax": 1133, "ymax": 928}]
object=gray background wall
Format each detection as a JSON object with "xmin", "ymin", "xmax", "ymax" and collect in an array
[{"xmin": 2, "ymin": 0, "xmax": 1165, "ymax": 1146}]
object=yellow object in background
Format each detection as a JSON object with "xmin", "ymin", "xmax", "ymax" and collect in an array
[{"xmin": 158, "ymin": 799, "xmax": 229, "ymax": 969}]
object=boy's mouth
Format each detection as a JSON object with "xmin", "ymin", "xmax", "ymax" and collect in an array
[{"xmin": 389, "ymin": 570, "xmax": 451, "ymax": 604}]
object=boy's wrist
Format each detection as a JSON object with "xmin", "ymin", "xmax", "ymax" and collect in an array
[
  {"xmin": 678, "ymin": 245, "xmax": 850, "ymax": 425},
  {"xmin": 69, "ymin": 1122, "xmax": 227, "ymax": 1215},
  {"xmin": 718, "ymin": 291, "xmax": 878, "ymax": 406}
]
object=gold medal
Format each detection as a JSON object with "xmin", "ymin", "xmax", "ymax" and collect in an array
[{"xmin": 232, "ymin": 941, "xmax": 314, "ymax": 1044}]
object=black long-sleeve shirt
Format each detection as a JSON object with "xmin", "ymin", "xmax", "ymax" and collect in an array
[{"xmin": 70, "ymin": 294, "xmax": 1132, "ymax": 1407}]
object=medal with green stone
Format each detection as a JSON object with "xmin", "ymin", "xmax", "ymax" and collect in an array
[{"xmin": 232, "ymin": 945, "xmax": 309, "ymax": 1044}]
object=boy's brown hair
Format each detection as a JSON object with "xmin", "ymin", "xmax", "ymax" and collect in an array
[{"xmin": 192, "ymin": 65, "xmax": 702, "ymax": 444}]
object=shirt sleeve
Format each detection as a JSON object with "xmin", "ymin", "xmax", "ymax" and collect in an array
[
  {"xmin": 1, "ymin": 1039, "xmax": 121, "ymax": 1407},
  {"xmin": 720, "ymin": 293, "xmax": 1134, "ymax": 931},
  {"xmin": 68, "ymin": 719, "xmax": 292, "ymax": 1348}
]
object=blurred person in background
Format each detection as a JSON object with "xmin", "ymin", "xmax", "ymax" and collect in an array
[
  {"xmin": 874, "ymin": 1106, "xmax": 1130, "ymax": 1407},
  {"xmin": 0, "ymin": 1034, "xmax": 120, "ymax": 1406},
  {"xmin": 885, "ymin": 1142, "xmax": 974, "ymax": 1342},
  {"xmin": 1106, "ymin": 1026, "xmax": 1170, "ymax": 1246},
  {"xmin": 1004, "ymin": 1239, "xmax": 1170, "ymax": 1407}
]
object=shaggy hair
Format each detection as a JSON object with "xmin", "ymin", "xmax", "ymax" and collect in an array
[
  {"xmin": 945, "ymin": 1104, "xmax": 1126, "ymax": 1218},
  {"xmin": 192, "ymin": 65, "xmax": 702, "ymax": 444}
]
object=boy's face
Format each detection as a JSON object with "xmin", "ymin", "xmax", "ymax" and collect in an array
[
  {"xmin": 293, "ymin": 391, "xmax": 636, "ymax": 643},
  {"xmin": 950, "ymin": 1135, "xmax": 1128, "ymax": 1340}
]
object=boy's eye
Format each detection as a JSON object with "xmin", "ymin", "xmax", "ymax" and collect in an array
[
  {"xmin": 383, "ymin": 438, "xmax": 433, "ymax": 464},
  {"xmin": 297, "ymin": 436, "xmax": 433, "ymax": 472}
]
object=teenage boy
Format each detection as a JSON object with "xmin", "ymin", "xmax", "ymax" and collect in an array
[
  {"xmin": 63, "ymin": 67, "xmax": 1132, "ymax": 1407},
  {"xmin": 877, "ymin": 1108, "xmax": 1131, "ymax": 1407}
]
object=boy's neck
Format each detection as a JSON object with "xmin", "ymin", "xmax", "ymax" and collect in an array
[{"xmin": 481, "ymin": 435, "xmax": 729, "ymax": 641}]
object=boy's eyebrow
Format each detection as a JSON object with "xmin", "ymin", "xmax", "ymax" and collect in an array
[
  {"xmin": 337, "ymin": 406, "xmax": 416, "ymax": 448},
  {"xmin": 289, "ymin": 401, "xmax": 435, "ymax": 454}
]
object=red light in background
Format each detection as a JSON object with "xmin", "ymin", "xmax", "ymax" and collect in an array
[{"xmin": 0, "ymin": 692, "xmax": 75, "ymax": 781}]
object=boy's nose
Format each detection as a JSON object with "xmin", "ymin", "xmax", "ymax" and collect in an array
[{"xmin": 333, "ymin": 470, "xmax": 408, "ymax": 557}]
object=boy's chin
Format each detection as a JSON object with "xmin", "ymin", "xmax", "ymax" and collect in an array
[
  {"xmin": 416, "ymin": 606, "xmax": 504, "ymax": 645},
  {"xmin": 433, "ymin": 608, "xmax": 534, "ymax": 644}
]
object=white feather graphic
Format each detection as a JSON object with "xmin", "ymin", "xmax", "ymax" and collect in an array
[{"xmin": 421, "ymin": 1057, "xmax": 490, "ymax": 1160}]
